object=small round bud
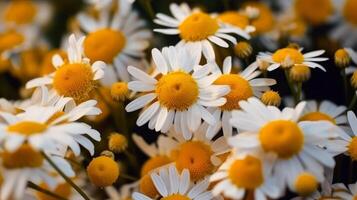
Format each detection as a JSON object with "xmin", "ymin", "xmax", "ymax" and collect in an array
[
  {"xmin": 234, "ymin": 41, "xmax": 253, "ymax": 59},
  {"xmin": 108, "ymin": 133, "xmax": 128, "ymax": 153},
  {"xmin": 335, "ymin": 48, "xmax": 350, "ymax": 69},
  {"xmin": 111, "ymin": 82, "xmax": 129, "ymax": 101},
  {"xmin": 87, "ymin": 156, "xmax": 119, "ymax": 187},
  {"xmin": 289, "ymin": 64, "xmax": 311, "ymax": 82},
  {"xmin": 261, "ymin": 90, "xmax": 281, "ymax": 106},
  {"xmin": 294, "ymin": 172, "xmax": 318, "ymax": 196}
]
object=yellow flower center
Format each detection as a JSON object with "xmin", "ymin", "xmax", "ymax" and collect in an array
[
  {"xmin": 228, "ymin": 155, "xmax": 264, "ymax": 189},
  {"xmin": 156, "ymin": 72, "xmax": 199, "ymax": 111},
  {"xmin": 299, "ymin": 112, "xmax": 336, "ymax": 124},
  {"xmin": 179, "ymin": 12, "xmax": 219, "ymax": 42},
  {"xmin": 348, "ymin": 136, "xmax": 357, "ymax": 160},
  {"xmin": 351, "ymin": 71, "xmax": 357, "ymax": 89},
  {"xmin": 2, "ymin": 144, "xmax": 44, "ymax": 169},
  {"xmin": 87, "ymin": 156, "xmax": 120, "ymax": 187},
  {"xmin": 259, "ymin": 120, "xmax": 304, "ymax": 159},
  {"xmin": 214, "ymin": 74, "xmax": 253, "ymax": 111},
  {"xmin": 53, "ymin": 63, "xmax": 95, "ymax": 102},
  {"xmin": 261, "ymin": 90, "xmax": 281, "ymax": 106},
  {"xmin": 289, "ymin": 64, "xmax": 311, "ymax": 82},
  {"xmin": 174, "ymin": 141, "xmax": 214, "ymax": 181},
  {"xmin": 243, "ymin": 2, "xmax": 274, "ymax": 34},
  {"xmin": 0, "ymin": 30, "xmax": 24, "ymax": 53},
  {"xmin": 7, "ymin": 121, "xmax": 47, "ymax": 135},
  {"xmin": 294, "ymin": 172, "xmax": 318, "ymax": 196},
  {"xmin": 36, "ymin": 182, "xmax": 72, "ymax": 200},
  {"xmin": 111, "ymin": 82, "xmax": 129, "ymax": 101},
  {"xmin": 272, "ymin": 48, "xmax": 304, "ymax": 67},
  {"xmin": 343, "ymin": 0, "xmax": 357, "ymax": 26},
  {"xmin": 4, "ymin": 0, "xmax": 37, "ymax": 25},
  {"xmin": 218, "ymin": 12, "xmax": 249, "ymax": 29},
  {"xmin": 84, "ymin": 28, "xmax": 126, "ymax": 63},
  {"xmin": 335, "ymin": 49, "xmax": 351, "ymax": 68},
  {"xmin": 108, "ymin": 133, "xmax": 128, "ymax": 153},
  {"xmin": 161, "ymin": 194, "xmax": 191, "ymax": 200},
  {"xmin": 141, "ymin": 155, "xmax": 172, "ymax": 177},
  {"xmin": 295, "ymin": 0, "xmax": 333, "ymax": 25},
  {"xmin": 139, "ymin": 174, "xmax": 159, "ymax": 198}
]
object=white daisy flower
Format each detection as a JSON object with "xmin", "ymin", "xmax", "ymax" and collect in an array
[
  {"xmin": 165, "ymin": 125, "xmax": 230, "ymax": 181},
  {"xmin": 0, "ymin": 26, "xmax": 38, "ymax": 61},
  {"xmin": 206, "ymin": 56, "xmax": 276, "ymax": 138},
  {"xmin": 229, "ymin": 97, "xmax": 340, "ymax": 191},
  {"xmin": 258, "ymin": 47, "xmax": 328, "ymax": 71},
  {"xmin": 0, "ymin": 104, "xmax": 101, "ymax": 156},
  {"xmin": 298, "ymin": 100, "xmax": 347, "ymax": 128},
  {"xmin": 154, "ymin": 3, "xmax": 253, "ymax": 61},
  {"xmin": 333, "ymin": 182, "xmax": 357, "ymax": 200},
  {"xmin": 125, "ymin": 46, "xmax": 230, "ymax": 140},
  {"xmin": 77, "ymin": 3, "xmax": 151, "ymax": 83},
  {"xmin": 0, "ymin": 0, "xmax": 52, "ymax": 27},
  {"xmin": 210, "ymin": 152, "xmax": 282, "ymax": 200},
  {"xmin": 25, "ymin": 34, "xmax": 105, "ymax": 102},
  {"xmin": 0, "ymin": 148, "xmax": 74, "ymax": 200},
  {"xmin": 132, "ymin": 165, "xmax": 213, "ymax": 200},
  {"xmin": 330, "ymin": 0, "xmax": 357, "ymax": 46},
  {"xmin": 330, "ymin": 111, "xmax": 357, "ymax": 160}
]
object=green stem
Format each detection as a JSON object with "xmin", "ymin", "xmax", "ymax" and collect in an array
[
  {"xmin": 140, "ymin": 0, "xmax": 154, "ymax": 19},
  {"xmin": 42, "ymin": 153, "xmax": 91, "ymax": 200},
  {"xmin": 296, "ymin": 82, "xmax": 302, "ymax": 102},
  {"xmin": 284, "ymin": 70, "xmax": 298, "ymax": 105},
  {"xmin": 342, "ymin": 69, "xmax": 349, "ymax": 103},
  {"xmin": 124, "ymin": 150, "xmax": 139, "ymax": 171},
  {"xmin": 28, "ymin": 182, "xmax": 68, "ymax": 200},
  {"xmin": 348, "ymin": 92, "xmax": 357, "ymax": 110},
  {"xmin": 120, "ymin": 173, "xmax": 138, "ymax": 181}
]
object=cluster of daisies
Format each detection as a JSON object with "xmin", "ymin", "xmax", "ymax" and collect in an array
[{"xmin": 0, "ymin": 0, "xmax": 356, "ymax": 199}]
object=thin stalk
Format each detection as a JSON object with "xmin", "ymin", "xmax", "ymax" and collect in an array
[
  {"xmin": 342, "ymin": 69, "xmax": 349, "ymax": 103},
  {"xmin": 284, "ymin": 69, "xmax": 298, "ymax": 105},
  {"xmin": 42, "ymin": 153, "xmax": 91, "ymax": 200},
  {"xmin": 296, "ymin": 82, "xmax": 302, "ymax": 102},
  {"xmin": 120, "ymin": 173, "xmax": 138, "ymax": 181},
  {"xmin": 140, "ymin": 0, "xmax": 154, "ymax": 19},
  {"xmin": 28, "ymin": 182, "xmax": 68, "ymax": 200},
  {"xmin": 348, "ymin": 92, "xmax": 357, "ymax": 110}
]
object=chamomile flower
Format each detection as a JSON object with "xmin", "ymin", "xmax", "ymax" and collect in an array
[
  {"xmin": 165, "ymin": 125, "xmax": 230, "ymax": 181},
  {"xmin": 210, "ymin": 152, "xmax": 281, "ymax": 200},
  {"xmin": 132, "ymin": 165, "xmax": 213, "ymax": 200},
  {"xmin": 25, "ymin": 34, "xmax": 105, "ymax": 102},
  {"xmin": 154, "ymin": 3, "xmax": 252, "ymax": 61},
  {"xmin": 0, "ymin": 148, "xmax": 74, "ymax": 200},
  {"xmin": 258, "ymin": 47, "xmax": 328, "ymax": 71},
  {"xmin": 298, "ymin": 100, "xmax": 347, "ymax": 129},
  {"xmin": 0, "ymin": 0, "xmax": 52, "ymax": 27},
  {"xmin": 206, "ymin": 57, "xmax": 276, "ymax": 138},
  {"xmin": 77, "ymin": 3, "xmax": 151, "ymax": 83},
  {"xmin": 125, "ymin": 46, "xmax": 230, "ymax": 139},
  {"xmin": 229, "ymin": 97, "xmax": 339, "ymax": 191},
  {"xmin": 0, "ymin": 27, "xmax": 37, "ymax": 60},
  {"xmin": 0, "ymin": 104, "xmax": 101, "ymax": 156},
  {"xmin": 294, "ymin": 0, "xmax": 334, "ymax": 25},
  {"xmin": 333, "ymin": 182, "xmax": 357, "ymax": 200},
  {"xmin": 330, "ymin": 0, "xmax": 357, "ymax": 46},
  {"xmin": 330, "ymin": 111, "xmax": 357, "ymax": 160}
]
